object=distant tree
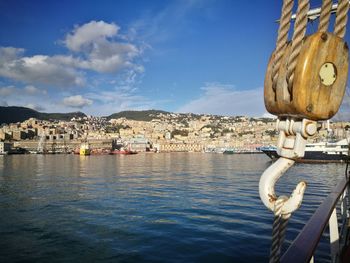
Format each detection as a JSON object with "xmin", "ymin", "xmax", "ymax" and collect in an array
[
  {"xmin": 265, "ymin": 130, "xmax": 278, "ymax": 136},
  {"xmin": 171, "ymin": 129, "xmax": 189, "ymax": 137}
]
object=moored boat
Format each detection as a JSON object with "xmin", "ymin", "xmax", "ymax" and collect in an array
[
  {"xmin": 223, "ymin": 149, "xmax": 235, "ymax": 154},
  {"xmin": 109, "ymin": 149, "xmax": 137, "ymax": 155},
  {"xmin": 260, "ymin": 139, "xmax": 350, "ymax": 163}
]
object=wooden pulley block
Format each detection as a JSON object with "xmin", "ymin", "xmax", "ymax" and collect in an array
[{"xmin": 265, "ymin": 32, "xmax": 349, "ymax": 120}]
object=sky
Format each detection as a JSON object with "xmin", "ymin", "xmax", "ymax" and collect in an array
[{"xmin": 0, "ymin": 0, "xmax": 349, "ymax": 117}]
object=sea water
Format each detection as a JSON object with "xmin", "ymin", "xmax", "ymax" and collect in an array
[{"xmin": 0, "ymin": 153, "xmax": 344, "ymax": 262}]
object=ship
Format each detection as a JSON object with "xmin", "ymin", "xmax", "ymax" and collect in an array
[
  {"xmin": 260, "ymin": 139, "xmax": 349, "ymax": 162},
  {"xmin": 109, "ymin": 147, "xmax": 137, "ymax": 155}
]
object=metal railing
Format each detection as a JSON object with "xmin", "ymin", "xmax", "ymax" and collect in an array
[{"xmin": 281, "ymin": 175, "xmax": 350, "ymax": 263}]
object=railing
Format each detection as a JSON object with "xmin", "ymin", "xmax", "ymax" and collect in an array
[{"xmin": 281, "ymin": 174, "xmax": 350, "ymax": 263}]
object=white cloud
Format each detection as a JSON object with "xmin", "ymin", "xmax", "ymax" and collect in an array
[
  {"xmin": 24, "ymin": 85, "xmax": 47, "ymax": 95},
  {"xmin": 262, "ymin": 112, "xmax": 277, "ymax": 118},
  {"xmin": 61, "ymin": 21, "xmax": 141, "ymax": 73},
  {"xmin": 177, "ymin": 83, "xmax": 266, "ymax": 117},
  {"xmin": 0, "ymin": 20, "xmax": 143, "ymax": 88},
  {"xmin": 0, "ymin": 86, "xmax": 17, "ymax": 96},
  {"xmin": 65, "ymin": 21, "xmax": 119, "ymax": 52},
  {"xmin": 128, "ymin": 1, "xmax": 200, "ymax": 43},
  {"xmin": 26, "ymin": 103, "xmax": 45, "ymax": 111},
  {"xmin": 0, "ymin": 47, "xmax": 24, "ymax": 61},
  {"xmin": 0, "ymin": 21, "xmax": 147, "ymax": 115},
  {"xmin": 63, "ymin": 95, "xmax": 93, "ymax": 108},
  {"xmin": 84, "ymin": 84, "xmax": 161, "ymax": 115},
  {"xmin": 0, "ymin": 47, "xmax": 85, "ymax": 87},
  {"xmin": 0, "ymin": 85, "xmax": 47, "ymax": 97},
  {"xmin": 0, "ymin": 100, "xmax": 8, "ymax": 106},
  {"xmin": 0, "ymin": 85, "xmax": 48, "ymax": 112}
]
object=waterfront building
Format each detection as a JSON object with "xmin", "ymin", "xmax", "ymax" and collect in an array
[
  {"xmin": 159, "ymin": 142, "xmax": 202, "ymax": 152},
  {"xmin": 12, "ymin": 130, "xmax": 27, "ymax": 141},
  {"xmin": 0, "ymin": 142, "xmax": 11, "ymax": 154},
  {"xmin": 26, "ymin": 129, "xmax": 36, "ymax": 139},
  {"xmin": 128, "ymin": 135, "xmax": 150, "ymax": 152},
  {"xmin": 0, "ymin": 131, "xmax": 11, "ymax": 140}
]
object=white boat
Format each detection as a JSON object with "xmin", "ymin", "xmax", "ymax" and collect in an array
[{"xmin": 260, "ymin": 139, "xmax": 349, "ymax": 162}]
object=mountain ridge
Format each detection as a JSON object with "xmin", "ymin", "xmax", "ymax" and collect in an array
[
  {"xmin": 0, "ymin": 106, "xmax": 86, "ymax": 124},
  {"xmin": 0, "ymin": 106, "xmax": 279, "ymax": 125},
  {"xmin": 106, "ymin": 110, "xmax": 171, "ymax": 121}
]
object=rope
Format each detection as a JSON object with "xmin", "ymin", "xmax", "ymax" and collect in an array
[
  {"xmin": 267, "ymin": 2, "xmax": 347, "ymax": 261},
  {"xmin": 318, "ymin": 0, "xmax": 333, "ymax": 32},
  {"xmin": 286, "ymin": 0, "xmax": 310, "ymax": 94},
  {"xmin": 335, "ymin": 0, "xmax": 349, "ymax": 38},
  {"xmin": 272, "ymin": 0, "xmax": 294, "ymax": 92},
  {"xmin": 269, "ymin": 196, "xmax": 291, "ymax": 263}
]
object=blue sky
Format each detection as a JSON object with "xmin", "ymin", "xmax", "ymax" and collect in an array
[{"xmin": 0, "ymin": 0, "xmax": 349, "ymax": 117}]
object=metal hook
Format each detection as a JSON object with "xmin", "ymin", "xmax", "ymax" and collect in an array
[{"xmin": 259, "ymin": 157, "xmax": 307, "ymax": 215}]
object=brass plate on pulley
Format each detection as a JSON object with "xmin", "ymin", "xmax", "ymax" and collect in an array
[{"xmin": 319, "ymin": 62, "xmax": 336, "ymax": 86}]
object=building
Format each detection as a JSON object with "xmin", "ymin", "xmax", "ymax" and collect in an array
[
  {"xmin": 12, "ymin": 130, "xmax": 27, "ymax": 141},
  {"xmin": 0, "ymin": 142, "xmax": 11, "ymax": 154},
  {"xmin": 159, "ymin": 142, "xmax": 202, "ymax": 152},
  {"xmin": 128, "ymin": 135, "xmax": 150, "ymax": 152},
  {"xmin": 0, "ymin": 131, "xmax": 11, "ymax": 140}
]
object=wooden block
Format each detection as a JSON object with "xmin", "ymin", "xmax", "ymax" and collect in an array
[{"xmin": 264, "ymin": 32, "xmax": 349, "ymax": 120}]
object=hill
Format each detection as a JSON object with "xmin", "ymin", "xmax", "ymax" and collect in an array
[
  {"xmin": 0, "ymin": 106, "xmax": 86, "ymax": 124},
  {"xmin": 107, "ymin": 110, "xmax": 171, "ymax": 121}
]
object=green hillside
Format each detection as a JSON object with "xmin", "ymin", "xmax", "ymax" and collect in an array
[
  {"xmin": 0, "ymin": 106, "xmax": 86, "ymax": 124},
  {"xmin": 107, "ymin": 110, "xmax": 170, "ymax": 121}
]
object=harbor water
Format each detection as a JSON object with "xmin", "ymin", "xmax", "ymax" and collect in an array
[{"xmin": 0, "ymin": 153, "xmax": 345, "ymax": 262}]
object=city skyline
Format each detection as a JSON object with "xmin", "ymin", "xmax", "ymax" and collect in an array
[{"xmin": 0, "ymin": 1, "xmax": 349, "ymax": 117}]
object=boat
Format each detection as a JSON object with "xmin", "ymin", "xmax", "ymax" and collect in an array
[
  {"xmin": 204, "ymin": 147, "xmax": 226, "ymax": 153},
  {"xmin": 109, "ymin": 148, "xmax": 137, "ymax": 155},
  {"xmin": 79, "ymin": 142, "xmax": 90, "ymax": 156},
  {"xmin": 90, "ymin": 148, "xmax": 111, "ymax": 155},
  {"xmin": 258, "ymin": 145, "xmax": 278, "ymax": 159},
  {"xmin": 260, "ymin": 139, "xmax": 349, "ymax": 162},
  {"xmin": 235, "ymin": 149, "xmax": 262, "ymax": 154},
  {"xmin": 8, "ymin": 148, "xmax": 27, "ymax": 155},
  {"xmin": 223, "ymin": 149, "xmax": 235, "ymax": 154}
]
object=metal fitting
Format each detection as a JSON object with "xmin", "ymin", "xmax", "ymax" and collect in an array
[{"xmin": 259, "ymin": 118, "xmax": 317, "ymax": 214}]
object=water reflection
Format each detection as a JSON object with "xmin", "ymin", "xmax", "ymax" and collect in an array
[
  {"xmin": 78, "ymin": 155, "xmax": 89, "ymax": 177},
  {"xmin": 0, "ymin": 156, "xmax": 3, "ymax": 176}
]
